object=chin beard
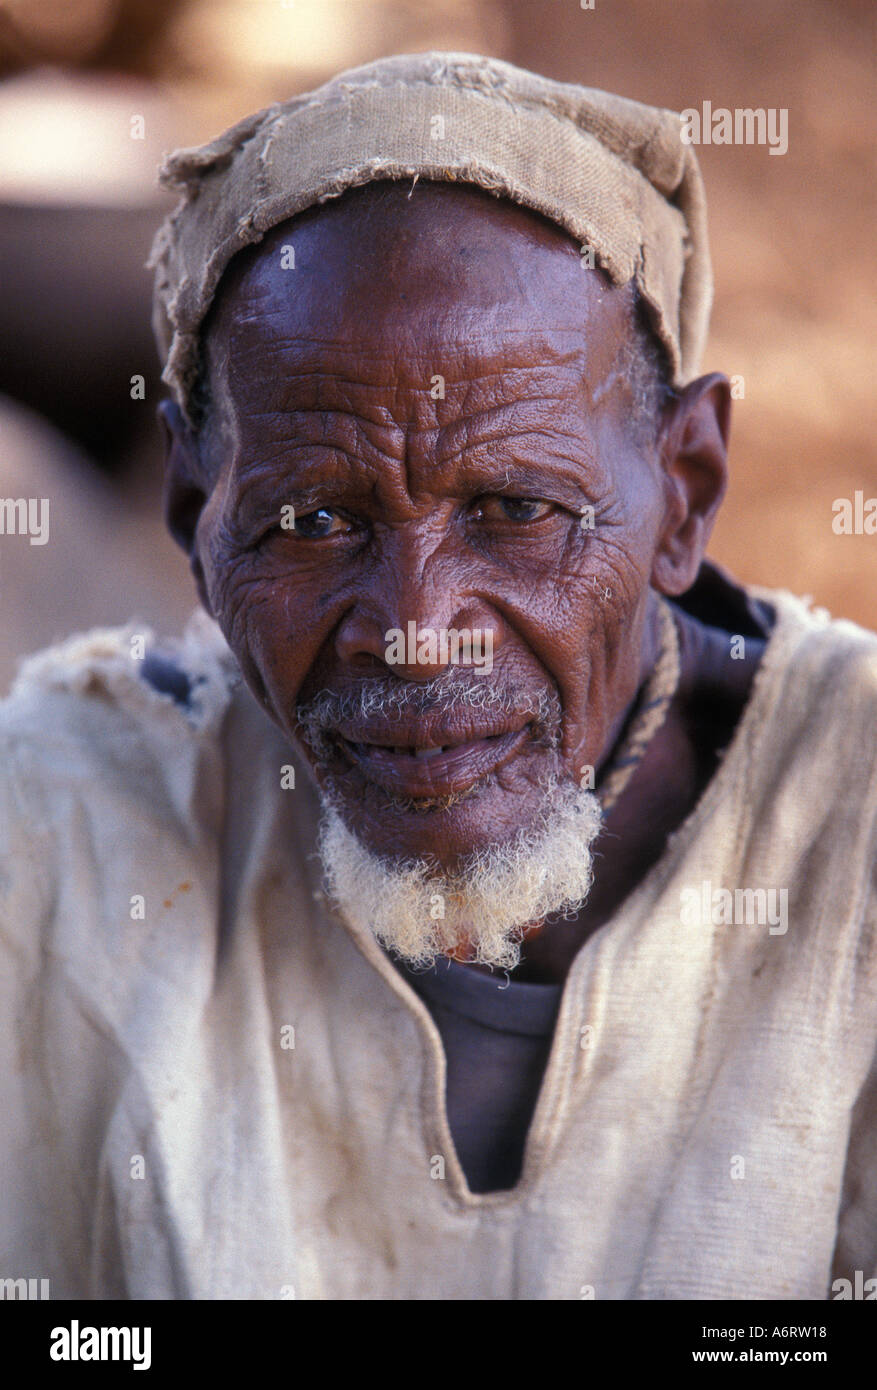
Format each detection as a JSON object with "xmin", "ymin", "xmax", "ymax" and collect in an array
[{"xmin": 316, "ymin": 775, "xmax": 604, "ymax": 972}]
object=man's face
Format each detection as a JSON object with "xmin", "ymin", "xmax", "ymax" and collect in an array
[{"xmin": 187, "ymin": 183, "xmax": 670, "ymax": 873}]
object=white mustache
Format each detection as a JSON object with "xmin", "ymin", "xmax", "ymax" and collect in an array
[{"xmin": 296, "ymin": 675, "xmax": 562, "ymax": 749}]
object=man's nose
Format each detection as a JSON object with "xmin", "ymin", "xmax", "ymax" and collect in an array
[{"xmin": 333, "ymin": 529, "xmax": 503, "ymax": 681}]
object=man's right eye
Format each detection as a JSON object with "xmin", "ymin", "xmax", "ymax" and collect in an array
[
  {"xmin": 291, "ymin": 508, "xmax": 350, "ymax": 538},
  {"xmin": 258, "ymin": 508, "xmax": 353, "ymax": 543}
]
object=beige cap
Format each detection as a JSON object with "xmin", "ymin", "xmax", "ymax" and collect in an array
[{"xmin": 149, "ymin": 51, "xmax": 713, "ymax": 424}]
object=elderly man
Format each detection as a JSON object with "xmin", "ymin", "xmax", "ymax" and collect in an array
[{"xmin": 1, "ymin": 52, "xmax": 875, "ymax": 1302}]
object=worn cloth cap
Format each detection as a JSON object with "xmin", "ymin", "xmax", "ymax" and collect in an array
[{"xmin": 150, "ymin": 51, "xmax": 712, "ymax": 424}]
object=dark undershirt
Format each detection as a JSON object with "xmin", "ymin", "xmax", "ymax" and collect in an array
[{"xmin": 392, "ymin": 953, "xmax": 562, "ymax": 1193}]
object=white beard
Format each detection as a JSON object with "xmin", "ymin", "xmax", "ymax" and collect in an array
[{"xmin": 316, "ymin": 776, "xmax": 604, "ymax": 971}]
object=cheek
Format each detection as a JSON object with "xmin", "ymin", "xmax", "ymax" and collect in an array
[
  {"xmin": 203, "ymin": 543, "xmax": 337, "ymax": 718},
  {"xmin": 516, "ymin": 538, "xmax": 650, "ymax": 772}
]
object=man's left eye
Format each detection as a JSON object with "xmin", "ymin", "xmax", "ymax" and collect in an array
[{"xmin": 476, "ymin": 496, "xmax": 556, "ymax": 522}]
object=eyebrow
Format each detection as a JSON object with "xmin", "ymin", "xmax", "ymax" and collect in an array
[
  {"xmin": 226, "ymin": 427, "xmax": 602, "ymax": 526},
  {"xmin": 448, "ymin": 455, "xmax": 599, "ymax": 502}
]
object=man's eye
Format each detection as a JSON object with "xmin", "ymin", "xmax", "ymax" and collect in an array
[
  {"xmin": 475, "ymin": 496, "xmax": 556, "ymax": 523},
  {"xmin": 260, "ymin": 507, "xmax": 351, "ymax": 541},
  {"xmin": 293, "ymin": 508, "xmax": 349, "ymax": 538}
]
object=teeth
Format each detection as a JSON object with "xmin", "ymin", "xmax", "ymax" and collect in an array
[{"xmin": 346, "ymin": 741, "xmax": 453, "ymax": 758}]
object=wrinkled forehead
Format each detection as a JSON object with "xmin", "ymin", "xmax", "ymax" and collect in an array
[{"xmin": 200, "ymin": 181, "xmax": 639, "ymax": 412}]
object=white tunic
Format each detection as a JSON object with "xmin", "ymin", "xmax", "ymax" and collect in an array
[{"xmin": 1, "ymin": 588, "xmax": 875, "ymax": 1300}]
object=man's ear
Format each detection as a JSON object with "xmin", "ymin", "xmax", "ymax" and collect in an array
[
  {"xmin": 157, "ymin": 398, "xmax": 213, "ymax": 616},
  {"xmin": 650, "ymin": 372, "xmax": 731, "ymax": 596}
]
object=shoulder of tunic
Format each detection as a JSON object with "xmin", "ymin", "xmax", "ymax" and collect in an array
[
  {"xmin": 0, "ymin": 606, "xmax": 240, "ymax": 749},
  {"xmin": 744, "ymin": 584, "xmax": 877, "ymax": 745},
  {"xmin": 0, "ymin": 610, "xmax": 244, "ymax": 934}
]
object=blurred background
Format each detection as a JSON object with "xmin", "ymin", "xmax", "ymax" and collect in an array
[{"xmin": 0, "ymin": 0, "xmax": 874, "ymax": 689}]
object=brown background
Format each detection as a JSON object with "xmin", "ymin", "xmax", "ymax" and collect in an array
[{"xmin": 0, "ymin": 0, "xmax": 873, "ymax": 690}]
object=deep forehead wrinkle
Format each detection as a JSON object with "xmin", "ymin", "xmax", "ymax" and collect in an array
[
  {"xmin": 217, "ymin": 334, "xmax": 608, "ymax": 439},
  {"xmin": 221, "ymin": 370, "xmax": 603, "ymax": 475}
]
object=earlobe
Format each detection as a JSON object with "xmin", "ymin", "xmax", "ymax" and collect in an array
[{"xmin": 651, "ymin": 373, "xmax": 731, "ymax": 596}]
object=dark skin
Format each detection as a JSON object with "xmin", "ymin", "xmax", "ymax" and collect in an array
[{"xmin": 160, "ymin": 182, "xmax": 764, "ymax": 984}]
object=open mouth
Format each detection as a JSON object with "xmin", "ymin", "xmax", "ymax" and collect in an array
[{"xmin": 332, "ymin": 725, "xmax": 532, "ymax": 798}]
